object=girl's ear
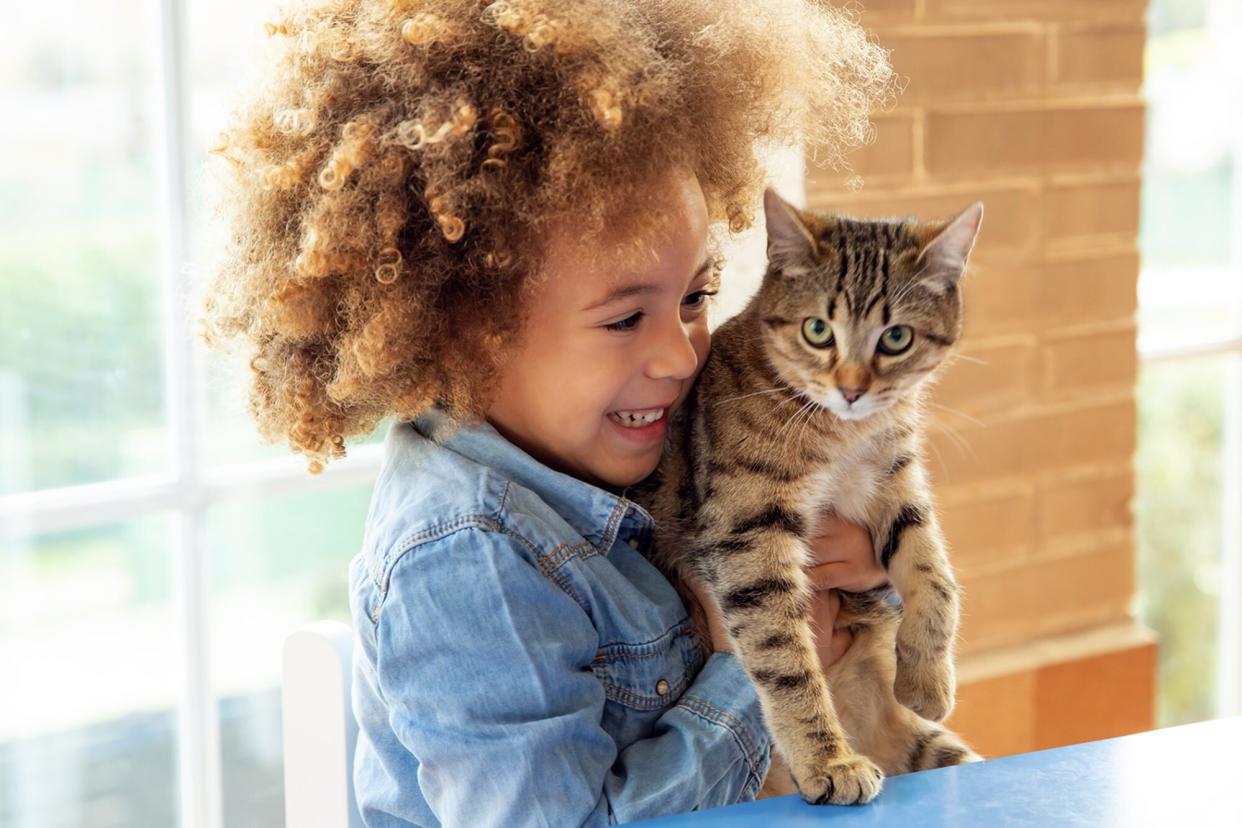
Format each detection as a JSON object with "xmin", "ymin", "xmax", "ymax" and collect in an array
[
  {"xmin": 763, "ymin": 186, "xmax": 817, "ymax": 276},
  {"xmin": 912, "ymin": 200, "xmax": 984, "ymax": 296}
]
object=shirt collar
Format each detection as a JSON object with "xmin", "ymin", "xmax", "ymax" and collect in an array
[{"xmin": 410, "ymin": 405, "xmax": 654, "ymax": 551}]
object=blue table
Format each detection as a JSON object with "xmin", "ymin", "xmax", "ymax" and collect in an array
[{"xmin": 636, "ymin": 717, "xmax": 1242, "ymax": 826}]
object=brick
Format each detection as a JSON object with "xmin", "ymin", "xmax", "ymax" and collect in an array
[
  {"xmin": 962, "ymin": 252, "xmax": 1138, "ymax": 338},
  {"xmin": 1036, "ymin": 469, "xmax": 1134, "ymax": 545},
  {"xmin": 925, "ymin": 412, "xmax": 1025, "ymax": 487},
  {"xmin": 937, "ymin": 482, "xmax": 1034, "ymax": 572},
  {"xmin": 857, "ymin": 0, "xmax": 919, "ymax": 23},
  {"xmin": 1025, "ymin": 395, "xmax": 1136, "ymax": 474},
  {"xmin": 957, "ymin": 538, "xmax": 1133, "ymax": 652},
  {"xmin": 1043, "ymin": 175, "xmax": 1142, "ymax": 245},
  {"xmin": 1037, "ymin": 252, "xmax": 1139, "ymax": 329},
  {"xmin": 931, "ymin": 336, "xmax": 1038, "ymax": 416},
  {"xmin": 952, "ymin": 622, "xmax": 1156, "ymax": 757},
  {"xmin": 806, "ymin": 112, "xmax": 915, "ymax": 188},
  {"xmin": 925, "ymin": 396, "xmax": 1135, "ymax": 486},
  {"xmin": 1040, "ymin": 324, "xmax": 1137, "ymax": 395},
  {"xmin": 924, "ymin": 100, "xmax": 1145, "ymax": 177},
  {"xmin": 875, "ymin": 26, "xmax": 1044, "ymax": 104},
  {"xmin": 806, "ymin": 183, "xmax": 1039, "ymax": 254},
  {"xmin": 924, "ymin": 0, "xmax": 1146, "ymax": 23},
  {"xmin": 959, "ymin": 261, "xmax": 1040, "ymax": 338},
  {"xmin": 1053, "ymin": 24, "xmax": 1146, "ymax": 88},
  {"xmin": 951, "ymin": 669, "xmax": 1036, "ymax": 758},
  {"xmin": 1034, "ymin": 633, "xmax": 1156, "ymax": 749}
]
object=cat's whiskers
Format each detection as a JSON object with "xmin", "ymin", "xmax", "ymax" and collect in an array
[
  {"xmin": 787, "ymin": 393, "xmax": 819, "ymax": 445},
  {"xmin": 777, "ymin": 399, "xmax": 814, "ymax": 438},
  {"xmin": 942, "ymin": 351, "xmax": 987, "ymax": 367},
  {"xmin": 923, "ymin": 430, "xmax": 950, "ymax": 477},
  {"xmin": 926, "ymin": 417, "xmax": 978, "ymax": 464},
  {"xmin": 711, "ymin": 387, "xmax": 789, "ymax": 407},
  {"xmin": 925, "ymin": 400, "xmax": 987, "ymax": 428},
  {"xmin": 777, "ymin": 395, "xmax": 817, "ymax": 440},
  {"xmin": 795, "ymin": 396, "xmax": 826, "ymax": 447}
]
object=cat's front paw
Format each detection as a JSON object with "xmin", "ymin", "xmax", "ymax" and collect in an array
[
  {"xmin": 793, "ymin": 754, "xmax": 884, "ymax": 806},
  {"xmin": 894, "ymin": 651, "xmax": 956, "ymax": 722}
]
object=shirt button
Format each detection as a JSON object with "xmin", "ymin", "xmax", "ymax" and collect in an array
[
  {"xmin": 626, "ymin": 537, "xmax": 640, "ymax": 549},
  {"xmin": 655, "ymin": 678, "xmax": 670, "ymax": 696}
]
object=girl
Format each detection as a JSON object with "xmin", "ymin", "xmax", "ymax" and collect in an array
[{"xmin": 196, "ymin": 0, "xmax": 897, "ymax": 823}]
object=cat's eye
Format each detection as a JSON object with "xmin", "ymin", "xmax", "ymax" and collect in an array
[
  {"xmin": 801, "ymin": 317, "xmax": 834, "ymax": 348},
  {"xmin": 877, "ymin": 324, "xmax": 914, "ymax": 355}
]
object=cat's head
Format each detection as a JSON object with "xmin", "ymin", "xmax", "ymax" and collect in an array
[{"xmin": 756, "ymin": 187, "xmax": 983, "ymax": 421}]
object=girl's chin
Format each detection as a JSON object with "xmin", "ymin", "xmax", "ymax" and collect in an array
[{"xmin": 595, "ymin": 450, "xmax": 662, "ymax": 491}]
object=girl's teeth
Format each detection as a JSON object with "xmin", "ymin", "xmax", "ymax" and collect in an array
[{"xmin": 610, "ymin": 408, "xmax": 665, "ymax": 427}]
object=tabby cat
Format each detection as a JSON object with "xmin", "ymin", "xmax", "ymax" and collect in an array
[{"xmin": 626, "ymin": 189, "xmax": 985, "ymax": 805}]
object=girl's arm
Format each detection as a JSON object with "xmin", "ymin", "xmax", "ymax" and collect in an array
[{"xmin": 361, "ymin": 525, "xmax": 771, "ymax": 827}]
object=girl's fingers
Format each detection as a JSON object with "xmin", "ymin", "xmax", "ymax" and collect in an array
[
  {"xmin": 805, "ymin": 560, "xmax": 889, "ymax": 592},
  {"xmin": 806, "ymin": 561, "xmax": 847, "ymax": 590},
  {"xmin": 810, "ymin": 588, "xmax": 853, "ymax": 666},
  {"xmin": 806, "ymin": 515, "xmax": 874, "ymax": 567},
  {"xmin": 809, "ymin": 587, "xmax": 841, "ymax": 635}
]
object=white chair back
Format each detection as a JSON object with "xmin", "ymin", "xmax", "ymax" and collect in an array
[{"xmin": 281, "ymin": 620, "xmax": 363, "ymax": 828}]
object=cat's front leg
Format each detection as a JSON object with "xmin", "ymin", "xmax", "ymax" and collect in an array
[
  {"xmin": 873, "ymin": 465, "xmax": 961, "ymax": 722},
  {"xmin": 883, "ymin": 513, "xmax": 959, "ymax": 721},
  {"xmin": 694, "ymin": 510, "xmax": 883, "ymax": 805}
]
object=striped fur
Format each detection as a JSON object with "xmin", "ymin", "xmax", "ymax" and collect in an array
[{"xmin": 627, "ymin": 190, "xmax": 984, "ymax": 805}]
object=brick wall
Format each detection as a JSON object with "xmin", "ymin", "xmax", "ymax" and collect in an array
[{"xmin": 801, "ymin": 0, "xmax": 1155, "ymax": 756}]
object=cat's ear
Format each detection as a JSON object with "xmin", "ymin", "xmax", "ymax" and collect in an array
[
  {"xmin": 913, "ymin": 201, "xmax": 984, "ymax": 295},
  {"xmin": 763, "ymin": 187, "xmax": 817, "ymax": 275}
]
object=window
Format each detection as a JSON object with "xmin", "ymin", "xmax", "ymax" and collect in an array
[
  {"xmin": 1136, "ymin": 0, "xmax": 1242, "ymax": 726},
  {"xmin": 1, "ymin": 2, "xmax": 386, "ymax": 826}
]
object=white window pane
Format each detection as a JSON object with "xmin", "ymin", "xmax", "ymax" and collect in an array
[
  {"xmin": 1138, "ymin": 2, "xmax": 1242, "ymax": 352},
  {"xmin": 203, "ymin": 484, "xmax": 372, "ymax": 824},
  {"xmin": 1135, "ymin": 353, "xmax": 1229, "ymax": 725},
  {"xmin": 1, "ymin": 514, "xmax": 180, "ymax": 827},
  {"xmin": 0, "ymin": 1, "xmax": 169, "ymax": 495}
]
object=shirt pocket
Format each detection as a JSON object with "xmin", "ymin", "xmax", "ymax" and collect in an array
[
  {"xmin": 591, "ymin": 617, "xmax": 706, "ymax": 749},
  {"xmin": 591, "ymin": 617, "xmax": 705, "ymax": 711}
]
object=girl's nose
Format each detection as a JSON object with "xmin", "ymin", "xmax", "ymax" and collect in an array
[{"xmin": 648, "ymin": 319, "xmax": 699, "ymax": 380}]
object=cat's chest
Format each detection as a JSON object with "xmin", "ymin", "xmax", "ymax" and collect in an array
[{"xmin": 801, "ymin": 445, "xmax": 889, "ymax": 527}]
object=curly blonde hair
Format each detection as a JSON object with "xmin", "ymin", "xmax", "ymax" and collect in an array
[{"xmin": 194, "ymin": 0, "xmax": 896, "ymax": 474}]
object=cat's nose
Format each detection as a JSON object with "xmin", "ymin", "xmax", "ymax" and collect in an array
[{"xmin": 838, "ymin": 386, "xmax": 866, "ymax": 403}]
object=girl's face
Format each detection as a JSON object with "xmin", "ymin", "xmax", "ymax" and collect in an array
[{"xmin": 486, "ymin": 166, "xmax": 715, "ymax": 491}]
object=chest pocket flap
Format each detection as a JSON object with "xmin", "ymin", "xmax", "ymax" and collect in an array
[{"xmin": 590, "ymin": 619, "xmax": 705, "ymax": 711}]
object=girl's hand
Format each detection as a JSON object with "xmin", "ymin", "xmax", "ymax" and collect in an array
[
  {"xmin": 804, "ymin": 510, "xmax": 888, "ymax": 593},
  {"xmin": 811, "ymin": 588, "xmax": 853, "ymax": 667},
  {"xmin": 806, "ymin": 511, "xmax": 887, "ymax": 668},
  {"xmin": 686, "ymin": 573, "xmax": 857, "ymax": 669},
  {"xmin": 683, "ymin": 574, "xmax": 733, "ymax": 654},
  {"xmin": 683, "ymin": 512, "xmax": 885, "ymax": 663}
]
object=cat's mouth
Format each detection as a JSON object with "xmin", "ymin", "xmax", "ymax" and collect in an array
[{"xmin": 823, "ymin": 390, "xmax": 892, "ymax": 421}]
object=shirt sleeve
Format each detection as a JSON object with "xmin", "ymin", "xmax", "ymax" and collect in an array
[{"xmin": 371, "ymin": 525, "xmax": 772, "ymax": 827}]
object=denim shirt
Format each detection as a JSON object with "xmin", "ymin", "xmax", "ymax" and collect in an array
[{"xmin": 347, "ymin": 407, "xmax": 773, "ymax": 827}]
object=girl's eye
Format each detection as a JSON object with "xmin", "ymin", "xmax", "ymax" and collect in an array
[
  {"xmin": 683, "ymin": 289, "xmax": 718, "ymax": 309},
  {"xmin": 603, "ymin": 290, "xmax": 718, "ymax": 333},
  {"xmin": 877, "ymin": 324, "xmax": 914, "ymax": 355},
  {"xmin": 802, "ymin": 317, "xmax": 834, "ymax": 348},
  {"xmin": 604, "ymin": 312, "xmax": 643, "ymax": 332}
]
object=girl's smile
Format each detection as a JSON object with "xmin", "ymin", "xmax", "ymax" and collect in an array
[{"xmin": 606, "ymin": 404, "xmax": 672, "ymax": 446}]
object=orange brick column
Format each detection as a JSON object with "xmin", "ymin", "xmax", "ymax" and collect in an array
[{"xmin": 804, "ymin": 0, "xmax": 1156, "ymax": 758}]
